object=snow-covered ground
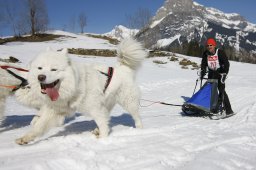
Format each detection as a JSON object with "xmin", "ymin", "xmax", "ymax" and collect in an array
[{"xmin": 0, "ymin": 32, "xmax": 256, "ymax": 170}]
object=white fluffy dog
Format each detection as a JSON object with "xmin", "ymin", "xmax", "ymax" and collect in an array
[
  {"xmin": 0, "ymin": 63, "xmax": 42, "ymax": 122},
  {"xmin": 0, "ymin": 64, "xmax": 17, "ymax": 121},
  {"xmin": 15, "ymin": 38, "xmax": 147, "ymax": 145},
  {"xmin": 0, "ymin": 64, "xmax": 20, "ymax": 121}
]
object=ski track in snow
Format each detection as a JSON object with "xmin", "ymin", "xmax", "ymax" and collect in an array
[{"xmin": 0, "ymin": 36, "xmax": 256, "ymax": 170}]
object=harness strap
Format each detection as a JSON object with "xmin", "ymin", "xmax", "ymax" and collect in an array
[
  {"xmin": 0, "ymin": 65, "xmax": 29, "ymax": 91},
  {"xmin": 0, "ymin": 84, "xmax": 17, "ymax": 89},
  {"xmin": 104, "ymin": 67, "xmax": 114, "ymax": 93},
  {"xmin": 5, "ymin": 69, "xmax": 28, "ymax": 91},
  {"xmin": 0, "ymin": 65, "xmax": 29, "ymax": 72},
  {"xmin": 99, "ymin": 67, "xmax": 114, "ymax": 93}
]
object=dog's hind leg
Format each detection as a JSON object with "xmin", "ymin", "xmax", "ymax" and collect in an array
[
  {"xmin": 124, "ymin": 100, "xmax": 143, "ymax": 129},
  {"xmin": 118, "ymin": 88, "xmax": 143, "ymax": 129},
  {"xmin": 89, "ymin": 108, "xmax": 110, "ymax": 138},
  {"xmin": 15, "ymin": 107, "xmax": 65, "ymax": 145}
]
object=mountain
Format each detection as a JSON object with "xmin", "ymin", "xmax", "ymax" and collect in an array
[
  {"xmin": 136, "ymin": 0, "xmax": 256, "ymax": 63},
  {"xmin": 104, "ymin": 25, "xmax": 139, "ymax": 40}
]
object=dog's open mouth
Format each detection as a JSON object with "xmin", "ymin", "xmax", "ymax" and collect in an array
[{"xmin": 40, "ymin": 80, "xmax": 60, "ymax": 101}]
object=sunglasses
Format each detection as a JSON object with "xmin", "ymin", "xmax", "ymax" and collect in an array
[{"xmin": 207, "ymin": 44, "xmax": 213, "ymax": 47}]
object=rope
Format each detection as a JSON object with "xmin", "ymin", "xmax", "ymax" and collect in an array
[
  {"xmin": 140, "ymin": 99, "xmax": 161, "ymax": 107},
  {"xmin": 159, "ymin": 102, "xmax": 182, "ymax": 107},
  {"xmin": 140, "ymin": 99, "xmax": 182, "ymax": 107}
]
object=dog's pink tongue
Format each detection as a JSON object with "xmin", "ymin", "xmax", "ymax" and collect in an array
[{"xmin": 45, "ymin": 88, "xmax": 59, "ymax": 101}]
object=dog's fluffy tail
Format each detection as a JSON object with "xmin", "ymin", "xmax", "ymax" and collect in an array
[{"xmin": 117, "ymin": 38, "xmax": 148, "ymax": 70}]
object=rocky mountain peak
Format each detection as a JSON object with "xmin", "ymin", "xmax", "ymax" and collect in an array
[
  {"xmin": 136, "ymin": 0, "xmax": 256, "ymax": 64},
  {"xmin": 152, "ymin": 0, "xmax": 194, "ymax": 21}
]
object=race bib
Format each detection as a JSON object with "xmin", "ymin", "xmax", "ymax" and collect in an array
[{"xmin": 207, "ymin": 50, "xmax": 220, "ymax": 70}]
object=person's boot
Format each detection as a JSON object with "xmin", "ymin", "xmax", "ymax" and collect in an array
[{"xmin": 226, "ymin": 109, "xmax": 234, "ymax": 115}]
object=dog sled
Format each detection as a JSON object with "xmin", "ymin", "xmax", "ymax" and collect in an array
[
  {"xmin": 181, "ymin": 76, "xmax": 233, "ymax": 120},
  {"xmin": 141, "ymin": 73, "xmax": 235, "ymax": 120}
]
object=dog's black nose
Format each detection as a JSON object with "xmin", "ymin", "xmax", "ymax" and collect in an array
[{"xmin": 38, "ymin": 74, "xmax": 46, "ymax": 81}]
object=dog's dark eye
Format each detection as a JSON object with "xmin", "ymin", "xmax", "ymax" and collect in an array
[
  {"xmin": 38, "ymin": 67, "xmax": 42, "ymax": 70},
  {"xmin": 51, "ymin": 69, "xmax": 57, "ymax": 71}
]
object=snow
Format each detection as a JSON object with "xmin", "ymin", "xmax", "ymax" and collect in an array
[
  {"xmin": 1, "ymin": 31, "xmax": 256, "ymax": 170},
  {"xmin": 156, "ymin": 34, "xmax": 181, "ymax": 48},
  {"xmin": 150, "ymin": 17, "xmax": 166, "ymax": 28},
  {"xmin": 104, "ymin": 25, "xmax": 139, "ymax": 40}
]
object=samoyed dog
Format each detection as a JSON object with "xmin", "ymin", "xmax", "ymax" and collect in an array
[
  {"xmin": 0, "ymin": 63, "xmax": 43, "ymax": 122},
  {"xmin": 15, "ymin": 38, "xmax": 148, "ymax": 145},
  {"xmin": 0, "ymin": 64, "xmax": 20, "ymax": 121}
]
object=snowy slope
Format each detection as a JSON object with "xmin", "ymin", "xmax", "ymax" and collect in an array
[{"xmin": 0, "ymin": 32, "xmax": 256, "ymax": 170}]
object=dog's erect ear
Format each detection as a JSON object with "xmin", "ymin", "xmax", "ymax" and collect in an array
[
  {"xmin": 46, "ymin": 47, "xmax": 53, "ymax": 51},
  {"xmin": 61, "ymin": 48, "xmax": 68, "ymax": 54},
  {"xmin": 60, "ymin": 48, "xmax": 71, "ymax": 65}
]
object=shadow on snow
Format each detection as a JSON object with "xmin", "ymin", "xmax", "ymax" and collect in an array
[
  {"xmin": 51, "ymin": 113, "xmax": 135, "ymax": 138},
  {"xmin": 0, "ymin": 113, "xmax": 135, "ymax": 136},
  {"xmin": 0, "ymin": 115, "xmax": 34, "ymax": 133}
]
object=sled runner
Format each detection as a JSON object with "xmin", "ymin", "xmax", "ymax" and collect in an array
[{"xmin": 182, "ymin": 78, "xmax": 232, "ymax": 119}]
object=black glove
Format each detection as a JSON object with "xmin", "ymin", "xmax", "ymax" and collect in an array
[{"xmin": 220, "ymin": 73, "xmax": 227, "ymax": 84}]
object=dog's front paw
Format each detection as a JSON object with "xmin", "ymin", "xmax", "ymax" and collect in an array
[
  {"xmin": 15, "ymin": 138, "xmax": 29, "ymax": 145},
  {"xmin": 92, "ymin": 128, "xmax": 100, "ymax": 138},
  {"xmin": 92, "ymin": 126, "xmax": 109, "ymax": 138},
  {"xmin": 15, "ymin": 135, "xmax": 34, "ymax": 145},
  {"xmin": 135, "ymin": 122, "xmax": 143, "ymax": 129}
]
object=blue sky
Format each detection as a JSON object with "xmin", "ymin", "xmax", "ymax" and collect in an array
[
  {"xmin": 1, "ymin": 0, "xmax": 256, "ymax": 36},
  {"xmin": 45, "ymin": 0, "xmax": 256, "ymax": 34},
  {"xmin": 45, "ymin": 0, "xmax": 164, "ymax": 33}
]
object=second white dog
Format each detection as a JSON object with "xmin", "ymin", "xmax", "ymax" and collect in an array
[{"xmin": 16, "ymin": 38, "xmax": 148, "ymax": 145}]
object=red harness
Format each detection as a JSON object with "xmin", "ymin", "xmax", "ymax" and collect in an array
[
  {"xmin": 99, "ymin": 67, "xmax": 114, "ymax": 93},
  {"xmin": 0, "ymin": 65, "xmax": 29, "ymax": 72}
]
